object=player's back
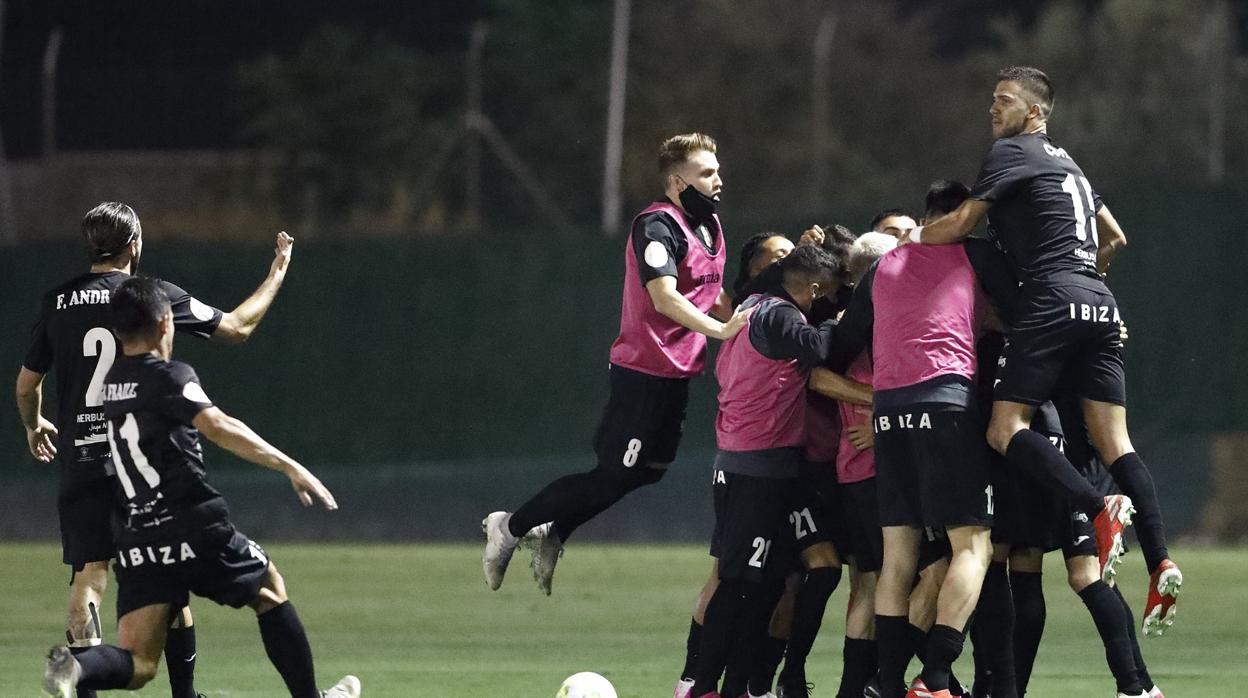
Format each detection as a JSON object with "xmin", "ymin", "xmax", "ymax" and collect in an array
[
  {"xmin": 25, "ymin": 271, "xmax": 131, "ymax": 481},
  {"xmin": 975, "ymin": 133, "xmax": 1104, "ymax": 286},
  {"xmin": 101, "ymin": 353, "xmax": 226, "ymax": 542}
]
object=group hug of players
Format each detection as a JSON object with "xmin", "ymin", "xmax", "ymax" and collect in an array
[
  {"xmin": 18, "ymin": 207, "xmax": 358, "ymax": 694},
  {"xmin": 483, "ymin": 67, "xmax": 1182, "ymax": 698}
]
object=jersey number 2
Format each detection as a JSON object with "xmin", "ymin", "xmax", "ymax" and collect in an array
[
  {"xmin": 83, "ymin": 327, "xmax": 116, "ymax": 407},
  {"xmin": 1061, "ymin": 174, "xmax": 1099, "ymax": 246}
]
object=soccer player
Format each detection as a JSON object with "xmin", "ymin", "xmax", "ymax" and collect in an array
[
  {"xmin": 16, "ymin": 202, "xmax": 295, "ymax": 698},
  {"xmin": 40, "ymin": 276, "xmax": 358, "ymax": 698},
  {"xmin": 868, "ymin": 209, "xmax": 918, "ymax": 239},
  {"xmin": 689, "ymin": 245, "xmax": 842, "ymax": 698},
  {"xmin": 483, "ymin": 133, "xmax": 750, "ymax": 595},
  {"xmin": 903, "ymin": 66, "xmax": 1181, "ymax": 634},
  {"xmin": 827, "ymin": 204, "xmax": 1022, "ymax": 698}
]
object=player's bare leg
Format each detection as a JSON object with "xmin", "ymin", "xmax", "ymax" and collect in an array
[
  {"xmin": 876, "ymin": 525, "xmax": 920, "ymax": 698},
  {"xmin": 908, "ymin": 526, "xmax": 989, "ymax": 698},
  {"xmin": 909, "ymin": 557, "xmax": 945, "ymax": 633},
  {"xmin": 67, "ymin": 562, "xmax": 108, "ymax": 650},
  {"xmin": 44, "ymin": 602, "xmax": 172, "ymax": 696},
  {"xmin": 989, "ymin": 400, "xmax": 1132, "ymax": 581},
  {"xmin": 1082, "ymin": 399, "xmax": 1181, "ymax": 635}
]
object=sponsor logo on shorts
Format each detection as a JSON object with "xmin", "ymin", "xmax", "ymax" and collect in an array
[
  {"xmin": 1068, "ymin": 303, "xmax": 1121, "ymax": 323},
  {"xmin": 874, "ymin": 412, "xmax": 932, "ymax": 433},
  {"xmin": 1073, "ymin": 535, "xmax": 1092, "ymax": 547},
  {"xmin": 116, "ymin": 542, "xmax": 197, "ymax": 568}
]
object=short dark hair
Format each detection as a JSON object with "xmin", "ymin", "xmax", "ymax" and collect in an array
[
  {"xmin": 111, "ymin": 276, "xmax": 171, "ymax": 342},
  {"xmin": 810, "ymin": 223, "xmax": 855, "ymax": 280},
  {"xmin": 733, "ymin": 232, "xmax": 788, "ymax": 296},
  {"xmin": 997, "ymin": 65, "xmax": 1053, "ymax": 118},
  {"xmin": 779, "ymin": 244, "xmax": 839, "ymax": 289},
  {"xmin": 924, "ymin": 180, "xmax": 971, "ymax": 219},
  {"xmin": 869, "ymin": 208, "xmax": 915, "ymax": 232},
  {"xmin": 82, "ymin": 202, "xmax": 141, "ymax": 263}
]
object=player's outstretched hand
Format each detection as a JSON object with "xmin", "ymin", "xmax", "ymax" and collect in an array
[
  {"xmin": 270, "ymin": 231, "xmax": 294, "ymax": 277},
  {"xmin": 1117, "ymin": 321, "xmax": 1129, "ymax": 346},
  {"xmin": 847, "ymin": 407, "xmax": 874, "ymax": 450},
  {"xmin": 287, "ymin": 464, "xmax": 337, "ymax": 511},
  {"xmin": 26, "ymin": 417, "xmax": 58, "ymax": 463},
  {"xmin": 799, "ymin": 225, "xmax": 825, "ymax": 247},
  {"xmin": 718, "ymin": 304, "xmax": 755, "ymax": 341}
]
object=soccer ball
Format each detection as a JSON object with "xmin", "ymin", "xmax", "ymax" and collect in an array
[{"xmin": 556, "ymin": 671, "xmax": 618, "ymax": 698}]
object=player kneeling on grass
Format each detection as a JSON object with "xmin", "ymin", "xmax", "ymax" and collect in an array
[{"xmin": 42, "ymin": 277, "xmax": 359, "ymax": 698}]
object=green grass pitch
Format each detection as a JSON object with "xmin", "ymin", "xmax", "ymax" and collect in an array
[{"xmin": 0, "ymin": 543, "xmax": 1239, "ymax": 696}]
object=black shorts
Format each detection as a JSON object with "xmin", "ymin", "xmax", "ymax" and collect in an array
[
  {"xmin": 114, "ymin": 522, "xmax": 270, "ymax": 618},
  {"xmin": 874, "ymin": 404, "xmax": 994, "ymax": 530},
  {"xmin": 992, "ymin": 403, "xmax": 1068, "ymax": 549},
  {"xmin": 995, "ymin": 281, "xmax": 1126, "ymax": 407},
  {"xmin": 840, "ymin": 478, "xmax": 883, "ymax": 573},
  {"xmin": 59, "ymin": 477, "xmax": 117, "ymax": 568},
  {"xmin": 710, "ymin": 470, "xmax": 794, "ymax": 583},
  {"xmin": 785, "ymin": 465, "xmax": 840, "ymax": 556},
  {"xmin": 593, "ymin": 365, "xmax": 689, "ymax": 470},
  {"xmin": 918, "ymin": 527, "xmax": 952, "ymax": 570}
]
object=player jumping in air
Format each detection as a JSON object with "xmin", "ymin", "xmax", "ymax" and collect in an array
[
  {"xmin": 482, "ymin": 133, "xmax": 751, "ymax": 595},
  {"xmin": 902, "ymin": 66, "xmax": 1181, "ymax": 643},
  {"xmin": 40, "ymin": 276, "xmax": 358, "ymax": 698},
  {"xmin": 16, "ymin": 202, "xmax": 294, "ymax": 698}
]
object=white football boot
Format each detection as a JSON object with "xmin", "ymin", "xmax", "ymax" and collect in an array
[
  {"xmin": 42, "ymin": 646, "xmax": 80, "ymax": 698},
  {"xmin": 528, "ymin": 522, "xmax": 564, "ymax": 595},
  {"xmin": 321, "ymin": 674, "xmax": 361, "ymax": 697},
  {"xmin": 482, "ymin": 512, "xmax": 520, "ymax": 590},
  {"xmin": 673, "ymin": 678, "xmax": 695, "ymax": 698}
]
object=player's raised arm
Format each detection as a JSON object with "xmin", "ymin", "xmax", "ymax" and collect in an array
[
  {"xmin": 15, "ymin": 367, "xmax": 57, "ymax": 462},
  {"xmin": 645, "ymin": 275, "xmax": 750, "ymax": 341},
  {"xmin": 212, "ymin": 231, "xmax": 294, "ymax": 344},
  {"xmin": 192, "ymin": 405, "xmax": 337, "ymax": 511},
  {"xmin": 1094, "ymin": 205, "xmax": 1128, "ymax": 274}
]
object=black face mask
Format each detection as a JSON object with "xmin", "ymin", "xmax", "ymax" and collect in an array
[{"xmin": 678, "ymin": 183, "xmax": 719, "ymax": 221}]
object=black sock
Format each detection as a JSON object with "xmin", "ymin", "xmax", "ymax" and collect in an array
[
  {"xmin": 919, "ymin": 624, "xmax": 965, "ymax": 692},
  {"xmin": 721, "ymin": 631, "xmax": 750, "ymax": 698},
  {"xmin": 1112, "ymin": 584, "xmax": 1154, "ymax": 691},
  {"xmin": 1108, "ymin": 453, "xmax": 1169, "ymax": 572},
  {"xmin": 836, "ymin": 637, "xmax": 877, "ymax": 698},
  {"xmin": 1006, "ymin": 431, "xmax": 1105, "ymax": 513},
  {"xmin": 875, "ymin": 615, "xmax": 912, "ymax": 698},
  {"xmin": 780, "ymin": 566, "xmax": 842, "ymax": 683},
  {"xmin": 680, "ymin": 618, "xmax": 702, "ymax": 681},
  {"xmin": 164, "ymin": 625, "xmax": 198, "ymax": 698},
  {"xmin": 1009, "ymin": 571, "xmax": 1046, "ymax": 695},
  {"xmin": 748, "ymin": 635, "xmax": 789, "ymax": 696},
  {"xmin": 692, "ymin": 579, "xmax": 751, "ymax": 696},
  {"xmin": 69, "ymin": 647, "xmax": 99, "ymax": 698},
  {"xmin": 509, "ymin": 467, "xmax": 653, "ymax": 542},
  {"xmin": 1077, "ymin": 581, "xmax": 1142, "ymax": 695},
  {"xmin": 257, "ymin": 601, "xmax": 319, "ymax": 698},
  {"xmin": 907, "ymin": 622, "xmax": 928, "ymax": 663},
  {"xmin": 75, "ymin": 645, "xmax": 135, "ymax": 690},
  {"xmin": 973, "ymin": 562, "xmax": 1018, "ymax": 698}
]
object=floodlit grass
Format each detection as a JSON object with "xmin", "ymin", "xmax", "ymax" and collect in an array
[{"xmin": 0, "ymin": 543, "xmax": 1238, "ymax": 696}]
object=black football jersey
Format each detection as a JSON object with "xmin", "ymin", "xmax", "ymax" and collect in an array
[
  {"xmin": 969, "ymin": 133, "xmax": 1105, "ymax": 285},
  {"xmin": 100, "ymin": 354, "xmax": 228, "ymax": 541},
  {"xmin": 22, "ymin": 272, "xmax": 224, "ymax": 484}
]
